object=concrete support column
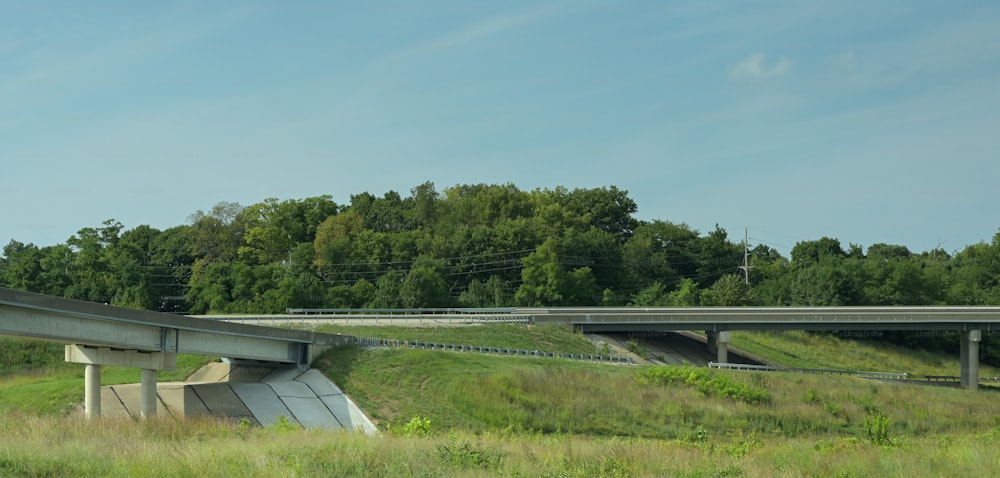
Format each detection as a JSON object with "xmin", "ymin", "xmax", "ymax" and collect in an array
[
  {"xmin": 84, "ymin": 364, "xmax": 101, "ymax": 419},
  {"xmin": 706, "ymin": 331, "xmax": 731, "ymax": 363},
  {"xmin": 140, "ymin": 368, "xmax": 157, "ymax": 418},
  {"xmin": 716, "ymin": 331, "xmax": 731, "ymax": 364},
  {"xmin": 961, "ymin": 330, "xmax": 982, "ymax": 391}
]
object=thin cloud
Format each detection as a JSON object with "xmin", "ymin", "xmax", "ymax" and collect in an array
[
  {"xmin": 729, "ymin": 52, "xmax": 793, "ymax": 81},
  {"xmin": 383, "ymin": 2, "xmax": 574, "ymax": 65},
  {"xmin": 828, "ymin": 50, "xmax": 858, "ymax": 72}
]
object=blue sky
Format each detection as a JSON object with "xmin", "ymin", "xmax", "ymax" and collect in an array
[{"xmin": 2, "ymin": 0, "xmax": 999, "ymax": 257}]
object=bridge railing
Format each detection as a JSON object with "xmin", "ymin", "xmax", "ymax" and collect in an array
[
  {"xmin": 352, "ymin": 336, "xmax": 635, "ymax": 365},
  {"xmin": 709, "ymin": 362, "xmax": 909, "ymax": 380}
]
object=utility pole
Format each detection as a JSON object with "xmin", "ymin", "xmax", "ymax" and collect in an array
[{"xmin": 738, "ymin": 228, "xmax": 754, "ymax": 285}]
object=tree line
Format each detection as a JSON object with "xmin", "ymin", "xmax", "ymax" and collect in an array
[{"xmin": 3, "ymin": 182, "xmax": 1000, "ymax": 360}]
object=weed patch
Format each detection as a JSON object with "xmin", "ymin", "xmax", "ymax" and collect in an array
[{"xmin": 637, "ymin": 366, "xmax": 770, "ymax": 404}]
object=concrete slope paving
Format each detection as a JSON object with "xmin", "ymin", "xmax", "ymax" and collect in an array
[{"xmin": 93, "ymin": 362, "xmax": 378, "ymax": 434}]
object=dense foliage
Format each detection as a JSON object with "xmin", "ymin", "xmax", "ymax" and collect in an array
[{"xmin": 3, "ymin": 182, "xmax": 1000, "ymax": 358}]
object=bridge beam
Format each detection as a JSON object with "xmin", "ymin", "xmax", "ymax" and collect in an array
[
  {"xmin": 66, "ymin": 345, "xmax": 177, "ymax": 419},
  {"xmin": 961, "ymin": 330, "xmax": 981, "ymax": 391}
]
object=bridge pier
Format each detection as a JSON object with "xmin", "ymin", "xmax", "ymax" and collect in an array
[
  {"xmin": 960, "ymin": 330, "xmax": 981, "ymax": 391},
  {"xmin": 66, "ymin": 345, "xmax": 177, "ymax": 419},
  {"xmin": 707, "ymin": 331, "xmax": 731, "ymax": 364},
  {"xmin": 84, "ymin": 364, "xmax": 101, "ymax": 419}
]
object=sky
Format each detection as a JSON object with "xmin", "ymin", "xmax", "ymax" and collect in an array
[{"xmin": 2, "ymin": 0, "xmax": 999, "ymax": 258}]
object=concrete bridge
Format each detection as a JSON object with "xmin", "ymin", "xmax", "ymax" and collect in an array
[
  {"xmin": 242, "ymin": 305, "xmax": 1000, "ymax": 390},
  {"xmin": 527, "ymin": 306, "xmax": 1000, "ymax": 390},
  {"xmin": 0, "ymin": 287, "xmax": 351, "ymax": 420}
]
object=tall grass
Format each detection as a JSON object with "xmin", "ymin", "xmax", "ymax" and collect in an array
[{"xmin": 0, "ymin": 413, "xmax": 998, "ymax": 477}]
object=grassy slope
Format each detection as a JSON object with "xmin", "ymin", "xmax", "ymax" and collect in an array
[{"xmin": 317, "ymin": 346, "xmax": 1000, "ymax": 439}]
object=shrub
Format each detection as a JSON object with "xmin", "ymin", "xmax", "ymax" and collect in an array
[
  {"xmin": 436, "ymin": 434, "xmax": 504, "ymax": 471},
  {"xmin": 865, "ymin": 410, "xmax": 894, "ymax": 446},
  {"xmin": 389, "ymin": 415, "xmax": 432, "ymax": 437},
  {"xmin": 637, "ymin": 366, "xmax": 770, "ymax": 404}
]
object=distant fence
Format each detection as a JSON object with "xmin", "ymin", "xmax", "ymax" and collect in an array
[
  {"xmin": 708, "ymin": 362, "xmax": 909, "ymax": 380},
  {"xmin": 353, "ymin": 336, "xmax": 635, "ymax": 365}
]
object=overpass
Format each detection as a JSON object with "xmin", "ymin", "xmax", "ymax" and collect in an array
[
  {"xmin": 528, "ymin": 306, "xmax": 1000, "ymax": 390},
  {"xmin": 0, "ymin": 287, "xmax": 350, "ymax": 419},
  {"xmin": 257, "ymin": 305, "xmax": 1000, "ymax": 390}
]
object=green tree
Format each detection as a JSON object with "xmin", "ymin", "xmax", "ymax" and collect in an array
[
  {"xmin": 188, "ymin": 202, "xmax": 246, "ymax": 263},
  {"xmin": 0, "ymin": 240, "xmax": 44, "ymax": 292},
  {"xmin": 400, "ymin": 259, "xmax": 450, "ymax": 307},
  {"xmin": 630, "ymin": 281, "xmax": 670, "ymax": 306},
  {"xmin": 515, "ymin": 238, "xmax": 599, "ymax": 306},
  {"xmin": 789, "ymin": 258, "xmax": 858, "ymax": 306},
  {"xmin": 667, "ymin": 278, "xmax": 703, "ymax": 306},
  {"xmin": 238, "ymin": 196, "xmax": 338, "ymax": 264},
  {"xmin": 791, "ymin": 237, "xmax": 845, "ymax": 267},
  {"xmin": 458, "ymin": 276, "xmax": 512, "ymax": 307},
  {"xmin": 705, "ymin": 274, "xmax": 753, "ymax": 306},
  {"xmin": 64, "ymin": 219, "xmax": 123, "ymax": 303}
]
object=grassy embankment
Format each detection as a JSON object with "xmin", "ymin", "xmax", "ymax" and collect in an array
[{"xmin": 3, "ymin": 325, "xmax": 1000, "ymax": 476}]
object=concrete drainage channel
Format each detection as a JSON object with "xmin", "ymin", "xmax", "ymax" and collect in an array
[{"xmin": 87, "ymin": 362, "xmax": 378, "ymax": 434}]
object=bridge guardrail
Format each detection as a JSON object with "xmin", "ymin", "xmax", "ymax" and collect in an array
[{"xmin": 352, "ymin": 336, "xmax": 635, "ymax": 365}]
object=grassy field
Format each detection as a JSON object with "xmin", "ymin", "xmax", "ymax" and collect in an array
[
  {"xmin": 3, "ymin": 326, "xmax": 1000, "ymax": 476},
  {"xmin": 0, "ymin": 412, "xmax": 998, "ymax": 477}
]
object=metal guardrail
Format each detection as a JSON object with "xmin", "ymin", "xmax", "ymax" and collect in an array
[
  {"xmin": 925, "ymin": 375, "xmax": 1000, "ymax": 383},
  {"xmin": 205, "ymin": 314, "xmax": 531, "ymax": 326},
  {"xmin": 287, "ymin": 307, "xmax": 517, "ymax": 315},
  {"xmin": 353, "ymin": 336, "xmax": 635, "ymax": 365},
  {"xmin": 708, "ymin": 362, "xmax": 909, "ymax": 380}
]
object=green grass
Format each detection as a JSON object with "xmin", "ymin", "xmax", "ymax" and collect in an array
[{"xmin": 0, "ymin": 412, "xmax": 998, "ymax": 477}]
